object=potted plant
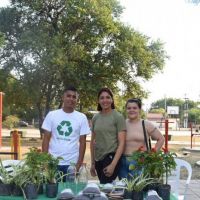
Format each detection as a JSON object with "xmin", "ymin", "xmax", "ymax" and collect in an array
[
  {"xmin": 157, "ymin": 147, "xmax": 177, "ymax": 200},
  {"xmin": 122, "ymin": 173, "xmax": 154, "ymax": 200},
  {"xmin": 129, "ymin": 146, "xmax": 177, "ymax": 200},
  {"xmin": 129, "ymin": 146, "xmax": 164, "ymax": 185},
  {"xmin": 11, "ymin": 148, "xmax": 59, "ymax": 200},
  {"xmin": 121, "ymin": 176, "xmax": 135, "ymax": 199},
  {"xmin": 24, "ymin": 147, "xmax": 47, "ymax": 197},
  {"xmin": 11, "ymin": 163, "xmax": 34, "ymax": 199},
  {"xmin": 0, "ymin": 159, "xmax": 38, "ymax": 199},
  {"xmin": 9, "ymin": 161, "xmax": 26, "ymax": 196},
  {"xmin": 42, "ymin": 153, "xmax": 63, "ymax": 198},
  {"xmin": 22, "ymin": 147, "xmax": 65, "ymax": 198},
  {"xmin": 0, "ymin": 159, "xmax": 13, "ymax": 196}
]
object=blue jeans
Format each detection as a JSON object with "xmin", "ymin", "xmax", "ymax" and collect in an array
[
  {"xmin": 118, "ymin": 155, "xmax": 139, "ymax": 180},
  {"xmin": 57, "ymin": 165, "xmax": 69, "ymax": 182}
]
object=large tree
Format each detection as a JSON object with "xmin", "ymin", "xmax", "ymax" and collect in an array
[
  {"xmin": 0, "ymin": 0, "xmax": 167, "ymax": 131},
  {"xmin": 0, "ymin": 32, "xmax": 4, "ymax": 46}
]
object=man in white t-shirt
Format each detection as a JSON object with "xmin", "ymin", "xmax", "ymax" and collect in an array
[{"xmin": 42, "ymin": 86, "xmax": 91, "ymax": 178}]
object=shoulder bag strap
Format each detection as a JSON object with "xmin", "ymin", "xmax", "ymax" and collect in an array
[{"xmin": 142, "ymin": 120, "xmax": 151, "ymax": 151}]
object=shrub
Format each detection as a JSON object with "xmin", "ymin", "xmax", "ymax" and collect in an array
[
  {"xmin": 84, "ymin": 112, "xmax": 94, "ymax": 120},
  {"xmin": 2, "ymin": 115, "xmax": 19, "ymax": 129},
  {"xmin": 129, "ymin": 146, "xmax": 177, "ymax": 184}
]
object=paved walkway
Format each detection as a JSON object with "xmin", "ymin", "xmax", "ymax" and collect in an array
[{"xmin": 181, "ymin": 180, "xmax": 200, "ymax": 199}]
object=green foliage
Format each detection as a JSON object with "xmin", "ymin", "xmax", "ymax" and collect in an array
[
  {"xmin": 129, "ymin": 146, "xmax": 176, "ymax": 184},
  {"xmin": 0, "ymin": 148, "xmax": 64, "ymax": 199},
  {"xmin": 0, "ymin": 0, "xmax": 167, "ymax": 125},
  {"xmin": 150, "ymin": 108, "xmax": 165, "ymax": 114},
  {"xmin": 24, "ymin": 147, "xmax": 46, "ymax": 185},
  {"xmin": 25, "ymin": 147, "xmax": 63, "ymax": 184},
  {"xmin": 2, "ymin": 115, "xmax": 19, "ymax": 129},
  {"xmin": 0, "ymin": 159, "xmax": 14, "ymax": 184},
  {"xmin": 188, "ymin": 108, "xmax": 200, "ymax": 124},
  {"xmin": 121, "ymin": 177, "xmax": 136, "ymax": 192},
  {"xmin": 11, "ymin": 162, "xmax": 28, "ymax": 187},
  {"xmin": 0, "ymin": 72, "xmax": 36, "ymax": 122},
  {"xmin": 11, "ymin": 162, "xmax": 33, "ymax": 199},
  {"xmin": 43, "ymin": 154, "xmax": 63, "ymax": 184},
  {"xmin": 84, "ymin": 112, "xmax": 94, "ymax": 120},
  {"xmin": 0, "ymin": 32, "xmax": 4, "ymax": 46},
  {"xmin": 122, "ymin": 173, "xmax": 154, "ymax": 192},
  {"xmin": 151, "ymin": 98, "xmax": 200, "ymax": 126}
]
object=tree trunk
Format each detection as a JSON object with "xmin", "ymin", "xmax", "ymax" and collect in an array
[{"xmin": 36, "ymin": 102, "xmax": 44, "ymax": 139}]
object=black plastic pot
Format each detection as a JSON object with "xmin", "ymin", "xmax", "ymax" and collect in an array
[
  {"xmin": 132, "ymin": 190, "xmax": 143, "ymax": 200},
  {"xmin": 157, "ymin": 184, "xmax": 171, "ymax": 200},
  {"xmin": 124, "ymin": 189, "xmax": 132, "ymax": 199},
  {"xmin": 24, "ymin": 183, "xmax": 38, "ymax": 199},
  {"xmin": 0, "ymin": 183, "xmax": 12, "ymax": 196},
  {"xmin": 12, "ymin": 184, "xmax": 23, "ymax": 196},
  {"xmin": 145, "ymin": 182, "xmax": 160, "ymax": 192},
  {"xmin": 45, "ymin": 183, "xmax": 58, "ymax": 198},
  {"xmin": 37, "ymin": 183, "xmax": 44, "ymax": 194}
]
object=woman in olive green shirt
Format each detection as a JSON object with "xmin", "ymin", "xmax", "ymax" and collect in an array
[{"xmin": 90, "ymin": 87, "xmax": 126, "ymax": 184}]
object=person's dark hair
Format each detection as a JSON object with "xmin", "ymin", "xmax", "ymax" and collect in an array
[
  {"xmin": 97, "ymin": 88, "xmax": 115, "ymax": 111},
  {"xmin": 125, "ymin": 98, "xmax": 142, "ymax": 109},
  {"xmin": 58, "ymin": 86, "xmax": 78, "ymax": 109},
  {"xmin": 63, "ymin": 86, "xmax": 77, "ymax": 93}
]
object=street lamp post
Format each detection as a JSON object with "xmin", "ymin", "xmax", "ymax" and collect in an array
[{"xmin": 183, "ymin": 96, "xmax": 189, "ymax": 128}]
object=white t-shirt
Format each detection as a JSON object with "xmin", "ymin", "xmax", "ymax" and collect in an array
[{"xmin": 42, "ymin": 109, "xmax": 91, "ymax": 165}]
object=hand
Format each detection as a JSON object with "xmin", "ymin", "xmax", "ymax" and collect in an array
[
  {"xmin": 90, "ymin": 164, "xmax": 97, "ymax": 177},
  {"xmin": 103, "ymin": 164, "xmax": 115, "ymax": 177},
  {"xmin": 76, "ymin": 162, "xmax": 82, "ymax": 172}
]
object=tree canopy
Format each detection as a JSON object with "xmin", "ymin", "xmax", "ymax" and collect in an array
[{"xmin": 0, "ymin": 0, "xmax": 167, "ymax": 127}]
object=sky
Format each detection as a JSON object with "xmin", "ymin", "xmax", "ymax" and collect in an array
[
  {"xmin": 1, "ymin": 0, "xmax": 200, "ymax": 107},
  {"xmin": 119, "ymin": 0, "xmax": 200, "ymax": 108}
]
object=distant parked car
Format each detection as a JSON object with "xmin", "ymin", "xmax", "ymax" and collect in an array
[{"xmin": 18, "ymin": 121, "xmax": 29, "ymax": 127}]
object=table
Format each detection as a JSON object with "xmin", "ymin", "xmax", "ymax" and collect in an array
[{"xmin": 0, "ymin": 183, "xmax": 178, "ymax": 200}]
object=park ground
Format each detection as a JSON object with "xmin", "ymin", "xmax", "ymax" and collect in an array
[{"xmin": 1, "ymin": 130, "xmax": 200, "ymax": 180}]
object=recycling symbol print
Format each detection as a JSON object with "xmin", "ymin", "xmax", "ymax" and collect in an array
[{"xmin": 57, "ymin": 120, "xmax": 73, "ymax": 136}]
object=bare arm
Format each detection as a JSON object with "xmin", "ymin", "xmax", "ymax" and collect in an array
[
  {"xmin": 42, "ymin": 130, "xmax": 51, "ymax": 152},
  {"xmin": 110, "ymin": 131, "xmax": 126, "ymax": 168},
  {"xmin": 149, "ymin": 128, "xmax": 164, "ymax": 151},
  {"xmin": 76, "ymin": 135, "xmax": 86, "ymax": 171}
]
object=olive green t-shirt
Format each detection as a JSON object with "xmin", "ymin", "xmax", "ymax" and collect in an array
[{"xmin": 92, "ymin": 110, "xmax": 126, "ymax": 161}]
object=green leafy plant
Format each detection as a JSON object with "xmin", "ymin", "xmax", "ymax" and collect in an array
[
  {"xmin": 24, "ymin": 147, "xmax": 46, "ymax": 185},
  {"xmin": 0, "ymin": 160, "xmax": 37, "ymax": 199},
  {"xmin": 129, "ymin": 146, "xmax": 177, "ymax": 184},
  {"xmin": 0, "ymin": 159, "xmax": 13, "ymax": 184},
  {"xmin": 121, "ymin": 177, "xmax": 136, "ymax": 192},
  {"xmin": 2, "ymin": 115, "xmax": 19, "ymax": 129},
  {"xmin": 84, "ymin": 112, "xmax": 94, "ymax": 120},
  {"xmin": 43, "ymin": 153, "xmax": 63, "ymax": 184},
  {"xmin": 122, "ymin": 173, "xmax": 154, "ymax": 192},
  {"xmin": 11, "ymin": 163, "xmax": 32, "ymax": 199},
  {"xmin": 24, "ymin": 147, "xmax": 65, "ymax": 184},
  {"xmin": 160, "ymin": 147, "xmax": 177, "ymax": 184}
]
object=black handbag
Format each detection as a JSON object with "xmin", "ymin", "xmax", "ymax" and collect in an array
[{"xmin": 142, "ymin": 120, "xmax": 151, "ymax": 152}]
